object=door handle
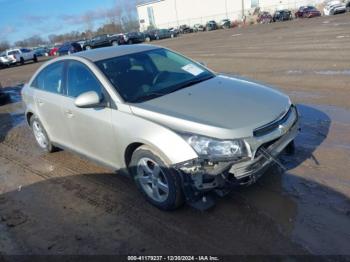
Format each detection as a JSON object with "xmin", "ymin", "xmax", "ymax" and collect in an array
[{"xmin": 65, "ymin": 110, "xmax": 74, "ymax": 118}]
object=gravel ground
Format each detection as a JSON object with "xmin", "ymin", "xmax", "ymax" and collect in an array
[{"xmin": 0, "ymin": 14, "xmax": 349, "ymax": 257}]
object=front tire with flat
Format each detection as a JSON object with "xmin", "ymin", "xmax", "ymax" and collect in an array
[
  {"xmin": 30, "ymin": 116, "xmax": 57, "ymax": 153},
  {"xmin": 130, "ymin": 146, "xmax": 184, "ymax": 210}
]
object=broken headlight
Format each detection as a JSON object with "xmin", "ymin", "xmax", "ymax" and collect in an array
[{"xmin": 183, "ymin": 134, "xmax": 248, "ymax": 160}]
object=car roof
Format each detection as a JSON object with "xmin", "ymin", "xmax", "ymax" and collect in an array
[{"xmin": 73, "ymin": 44, "xmax": 160, "ymax": 62}]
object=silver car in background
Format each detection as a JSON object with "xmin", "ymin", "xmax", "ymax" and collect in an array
[{"xmin": 22, "ymin": 45, "xmax": 299, "ymax": 210}]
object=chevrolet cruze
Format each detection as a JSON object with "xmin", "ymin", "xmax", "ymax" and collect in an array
[{"xmin": 22, "ymin": 45, "xmax": 299, "ymax": 210}]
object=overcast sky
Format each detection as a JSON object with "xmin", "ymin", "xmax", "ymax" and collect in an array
[{"xmin": 0, "ymin": 0, "xmax": 146, "ymax": 43}]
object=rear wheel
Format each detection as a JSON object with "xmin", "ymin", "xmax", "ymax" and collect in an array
[
  {"xmin": 130, "ymin": 146, "xmax": 184, "ymax": 210},
  {"xmin": 33, "ymin": 55, "xmax": 38, "ymax": 63},
  {"xmin": 30, "ymin": 116, "xmax": 57, "ymax": 153}
]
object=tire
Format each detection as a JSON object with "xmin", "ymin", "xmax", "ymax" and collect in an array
[
  {"xmin": 33, "ymin": 55, "xmax": 38, "ymax": 63},
  {"xmin": 128, "ymin": 39, "xmax": 133, "ymax": 45},
  {"xmin": 171, "ymin": 34, "xmax": 174, "ymax": 38},
  {"xmin": 111, "ymin": 41, "xmax": 118, "ymax": 46},
  {"xmin": 30, "ymin": 116, "xmax": 57, "ymax": 153},
  {"xmin": 130, "ymin": 146, "xmax": 184, "ymax": 210},
  {"xmin": 85, "ymin": 46, "xmax": 91, "ymax": 50},
  {"xmin": 20, "ymin": 57, "xmax": 24, "ymax": 65},
  {"xmin": 145, "ymin": 37, "xmax": 151, "ymax": 42}
]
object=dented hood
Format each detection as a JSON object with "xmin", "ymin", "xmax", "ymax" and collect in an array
[{"xmin": 130, "ymin": 75, "xmax": 291, "ymax": 139}]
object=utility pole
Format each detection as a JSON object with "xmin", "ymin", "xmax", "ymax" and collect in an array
[
  {"xmin": 174, "ymin": 0, "xmax": 179, "ymax": 27},
  {"xmin": 241, "ymin": 0, "xmax": 245, "ymax": 19}
]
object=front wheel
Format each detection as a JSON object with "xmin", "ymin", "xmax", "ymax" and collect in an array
[
  {"xmin": 33, "ymin": 55, "xmax": 38, "ymax": 63},
  {"xmin": 130, "ymin": 146, "xmax": 184, "ymax": 210},
  {"xmin": 30, "ymin": 116, "xmax": 57, "ymax": 153}
]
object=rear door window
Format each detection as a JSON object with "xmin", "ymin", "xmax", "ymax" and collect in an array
[{"xmin": 32, "ymin": 62, "xmax": 65, "ymax": 94}]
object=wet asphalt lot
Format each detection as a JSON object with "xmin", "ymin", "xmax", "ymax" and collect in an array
[{"xmin": 0, "ymin": 14, "xmax": 350, "ymax": 257}]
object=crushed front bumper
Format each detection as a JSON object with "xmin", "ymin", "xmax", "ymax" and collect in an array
[{"xmin": 175, "ymin": 106, "xmax": 300, "ymax": 197}]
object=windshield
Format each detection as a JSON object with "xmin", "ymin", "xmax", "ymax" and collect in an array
[{"xmin": 95, "ymin": 48, "xmax": 215, "ymax": 103}]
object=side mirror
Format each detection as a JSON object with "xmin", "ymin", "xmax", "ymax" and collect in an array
[{"xmin": 74, "ymin": 91, "xmax": 101, "ymax": 108}]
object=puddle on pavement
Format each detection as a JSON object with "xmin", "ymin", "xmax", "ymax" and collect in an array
[
  {"xmin": 0, "ymin": 85, "xmax": 25, "ymax": 130},
  {"xmin": 287, "ymin": 70, "xmax": 304, "ymax": 75},
  {"xmin": 1, "ymin": 85, "xmax": 23, "ymax": 104},
  {"xmin": 286, "ymin": 69, "xmax": 350, "ymax": 76},
  {"xmin": 288, "ymin": 91, "xmax": 324, "ymax": 100},
  {"xmin": 301, "ymin": 103, "xmax": 350, "ymax": 125},
  {"xmin": 315, "ymin": 70, "xmax": 350, "ymax": 76}
]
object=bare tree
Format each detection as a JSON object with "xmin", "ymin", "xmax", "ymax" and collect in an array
[
  {"xmin": 0, "ymin": 41, "xmax": 10, "ymax": 52},
  {"xmin": 82, "ymin": 11, "xmax": 95, "ymax": 38},
  {"xmin": 14, "ymin": 35, "xmax": 46, "ymax": 48}
]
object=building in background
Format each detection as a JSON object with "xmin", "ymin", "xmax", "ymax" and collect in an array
[{"xmin": 137, "ymin": 0, "xmax": 323, "ymax": 31}]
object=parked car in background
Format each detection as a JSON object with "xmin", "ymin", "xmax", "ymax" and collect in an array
[
  {"xmin": 324, "ymin": 1, "xmax": 346, "ymax": 15},
  {"xmin": 144, "ymin": 30, "xmax": 157, "ymax": 42},
  {"xmin": 154, "ymin": 29, "xmax": 176, "ymax": 40},
  {"xmin": 144, "ymin": 29, "xmax": 175, "ymax": 41},
  {"xmin": 168, "ymin": 27, "xmax": 180, "ymax": 36},
  {"xmin": 76, "ymin": 40, "xmax": 86, "ymax": 49},
  {"xmin": 346, "ymin": 0, "xmax": 350, "ymax": 12},
  {"xmin": 0, "ymin": 52, "xmax": 16, "ymax": 67},
  {"xmin": 295, "ymin": 6, "xmax": 321, "ymax": 18},
  {"xmin": 193, "ymin": 24, "xmax": 205, "ymax": 32},
  {"xmin": 0, "ymin": 54, "xmax": 9, "ymax": 68},
  {"xmin": 49, "ymin": 45, "xmax": 61, "ymax": 56},
  {"xmin": 219, "ymin": 19, "xmax": 231, "ymax": 29},
  {"xmin": 179, "ymin": 24, "xmax": 193, "ymax": 34},
  {"xmin": 273, "ymin": 10, "xmax": 293, "ymax": 22},
  {"xmin": 84, "ymin": 34, "xmax": 125, "ymax": 50},
  {"xmin": 206, "ymin": 20, "xmax": 218, "ymax": 31},
  {"xmin": 257, "ymin": 11, "xmax": 273, "ymax": 23},
  {"xmin": 123, "ymin": 32, "xmax": 146, "ymax": 45},
  {"xmin": 34, "ymin": 47, "xmax": 49, "ymax": 57},
  {"xmin": 22, "ymin": 45, "xmax": 299, "ymax": 210},
  {"xmin": 57, "ymin": 42, "xmax": 83, "ymax": 56},
  {"xmin": 5, "ymin": 48, "xmax": 38, "ymax": 65}
]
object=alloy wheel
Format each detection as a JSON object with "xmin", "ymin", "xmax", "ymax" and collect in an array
[
  {"xmin": 32, "ymin": 121, "xmax": 48, "ymax": 148},
  {"xmin": 136, "ymin": 157, "xmax": 169, "ymax": 203}
]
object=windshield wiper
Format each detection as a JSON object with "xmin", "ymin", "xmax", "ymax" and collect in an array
[
  {"xmin": 129, "ymin": 91, "xmax": 166, "ymax": 103},
  {"xmin": 169, "ymin": 75, "xmax": 215, "ymax": 94},
  {"xmin": 129, "ymin": 75, "xmax": 215, "ymax": 103}
]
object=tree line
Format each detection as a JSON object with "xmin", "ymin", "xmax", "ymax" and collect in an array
[{"xmin": 0, "ymin": 0, "xmax": 140, "ymax": 52}]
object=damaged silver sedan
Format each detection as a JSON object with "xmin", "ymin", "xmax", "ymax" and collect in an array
[{"xmin": 22, "ymin": 45, "xmax": 299, "ymax": 210}]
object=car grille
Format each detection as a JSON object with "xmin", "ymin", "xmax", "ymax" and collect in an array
[{"xmin": 253, "ymin": 106, "xmax": 295, "ymax": 137}]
